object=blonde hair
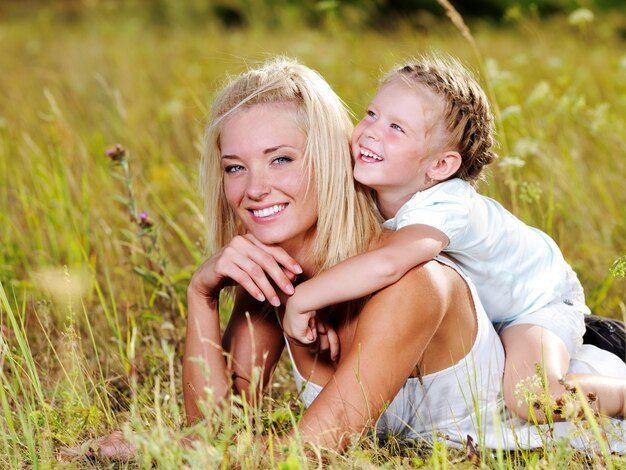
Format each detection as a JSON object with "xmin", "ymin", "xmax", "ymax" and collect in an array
[
  {"xmin": 201, "ymin": 57, "xmax": 380, "ymax": 273},
  {"xmin": 383, "ymin": 54, "xmax": 497, "ymax": 184}
]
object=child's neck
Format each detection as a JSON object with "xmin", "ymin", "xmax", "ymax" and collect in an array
[
  {"xmin": 376, "ymin": 180, "xmax": 442, "ymax": 219},
  {"xmin": 376, "ymin": 188, "xmax": 419, "ymax": 220}
]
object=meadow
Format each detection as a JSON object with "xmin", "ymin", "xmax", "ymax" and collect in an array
[{"xmin": 1, "ymin": 2, "xmax": 626, "ymax": 468}]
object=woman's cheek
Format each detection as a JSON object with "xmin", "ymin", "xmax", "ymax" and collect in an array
[{"xmin": 223, "ymin": 179, "xmax": 244, "ymax": 208}]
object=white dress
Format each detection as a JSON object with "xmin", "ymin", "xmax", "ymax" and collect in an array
[{"xmin": 284, "ymin": 256, "xmax": 626, "ymax": 451}]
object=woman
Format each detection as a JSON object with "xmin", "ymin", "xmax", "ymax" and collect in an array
[{"xmin": 183, "ymin": 57, "xmax": 510, "ymax": 450}]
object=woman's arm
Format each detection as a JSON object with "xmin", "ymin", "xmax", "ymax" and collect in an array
[
  {"xmin": 293, "ymin": 259, "xmax": 472, "ymax": 450},
  {"xmin": 222, "ymin": 289, "xmax": 285, "ymax": 397},
  {"xmin": 183, "ymin": 281, "xmax": 231, "ymax": 423},
  {"xmin": 283, "ymin": 225, "xmax": 447, "ymax": 343},
  {"xmin": 183, "ymin": 234, "xmax": 299, "ymax": 424}
]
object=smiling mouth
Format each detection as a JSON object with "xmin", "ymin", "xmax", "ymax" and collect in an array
[
  {"xmin": 251, "ymin": 204, "xmax": 286, "ymax": 218},
  {"xmin": 360, "ymin": 149, "xmax": 383, "ymax": 162}
]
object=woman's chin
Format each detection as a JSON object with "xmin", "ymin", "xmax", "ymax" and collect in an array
[
  {"xmin": 245, "ymin": 225, "xmax": 301, "ymax": 246},
  {"xmin": 255, "ymin": 233, "xmax": 295, "ymax": 246}
]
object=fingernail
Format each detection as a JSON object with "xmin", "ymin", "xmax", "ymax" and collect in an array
[
  {"xmin": 285, "ymin": 284, "xmax": 294, "ymax": 295},
  {"xmin": 293, "ymin": 264, "xmax": 303, "ymax": 274},
  {"xmin": 271, "ymin": 296, "xmax": 281, "ymax": 307},
  {"xmin": 256, "ymin": 293, "xmax": 265, "ymax": 302}
]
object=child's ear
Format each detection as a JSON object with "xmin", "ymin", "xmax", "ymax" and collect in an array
[{"xmin": 428, "ymin": 151, "xmax": 462, "ymax": 182}]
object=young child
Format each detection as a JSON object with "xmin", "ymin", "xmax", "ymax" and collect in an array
[{"xmin": 283, "ymin": 54, "xmax": 626, "ymax": 421}]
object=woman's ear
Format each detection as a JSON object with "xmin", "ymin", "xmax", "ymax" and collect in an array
[{"xmin": 428, "ymin": 151, "xmax": 462, "ymax": 182}]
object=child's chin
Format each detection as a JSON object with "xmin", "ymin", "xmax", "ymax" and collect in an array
[{"xmin": 353, "ymin": 170, "xmax": 380, "ymax": 188}]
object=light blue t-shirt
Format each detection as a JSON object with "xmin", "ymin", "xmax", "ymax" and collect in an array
[{"xmin": 383, "ymin": 178, "xmax": 570, "ymax": 323}]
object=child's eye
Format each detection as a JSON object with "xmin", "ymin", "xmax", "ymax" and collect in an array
[
  {"xmin": 366, "ymin": 110, "xmax": 377, "ymax": 119},
  {"xmin": 272, "ymin": 156, "xmax": 293, "ymax": 165},
  {"xmin": 390, "ymin": 123, "xmax": 404, "ymax": 133},
  {"xmin": 224, "ymin": 164, "xmax": 245, "ymax": 174}
]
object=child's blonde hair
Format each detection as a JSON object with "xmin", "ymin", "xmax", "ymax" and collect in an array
[
  {"xmin": 383, "ymin": 54, "xmax": 497, "ymax": 184},
  {"xmin": 201, "ymin": 57, "xmax": 380, "ymax": 273}
]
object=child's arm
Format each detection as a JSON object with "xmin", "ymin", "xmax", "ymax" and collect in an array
[{"xmin": 282, "ymin": 224, "xmax": 447, "ymax": 344}]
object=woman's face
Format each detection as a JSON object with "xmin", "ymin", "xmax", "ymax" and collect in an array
[{"xmin": 220, "ymin": 102, "xmax": 318, "ymax": 252}]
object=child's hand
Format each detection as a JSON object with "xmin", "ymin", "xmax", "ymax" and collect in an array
[{"xmin": 283, "ymin": 298, "xmax": 318, "ymax": 344}]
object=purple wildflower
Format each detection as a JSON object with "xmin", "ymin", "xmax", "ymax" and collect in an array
[
  {"xmin": 105, "ymin": 144, "xmax": 126, "ymax": 162},
  {"xmin": 137, "ymin": 211, "xmax": 153, "ymax": 229}
]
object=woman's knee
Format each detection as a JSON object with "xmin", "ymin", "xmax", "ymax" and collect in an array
[
  {"xmin": 377, "ymin": 260, "xmax": 456, "ymax": 310},
  {"xmin": 376, "ymin": 260, "xmax": 477, "ymax": 374},
  {"xmin": 380, "ymin": 260, "xmax": 441, "ymax": 297}
]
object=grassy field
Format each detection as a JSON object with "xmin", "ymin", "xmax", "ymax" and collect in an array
[{"xmin": 1, "ymin": 2, "xmax": 626, "ymax": 468}]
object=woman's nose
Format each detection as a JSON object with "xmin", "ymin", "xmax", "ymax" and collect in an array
[{"xmin": 245, "ymin": 172, "xmax": 271, "ymax": 200}]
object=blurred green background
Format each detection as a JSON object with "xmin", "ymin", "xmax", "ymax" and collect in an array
[
  {"xmin": 2, "ymin": 0, "xmax": 626, "ymax": 27},
  {"xmin": 1, "ymin": 1, "xmax": 626, "ymax": 465}
]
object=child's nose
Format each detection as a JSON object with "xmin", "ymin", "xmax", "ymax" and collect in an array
[{"xmin": 365, "ymin": 121, "xmax": 381, "ymax": 141}]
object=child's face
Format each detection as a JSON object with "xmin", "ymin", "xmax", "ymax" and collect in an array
[{"xmin": 352, "ymin": 80, "xmax": 446, "ymax": 198}]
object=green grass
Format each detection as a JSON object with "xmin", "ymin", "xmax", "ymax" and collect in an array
[{"xmin": 1, "ymin": 3, "xmax": 626, "ymax": 468}]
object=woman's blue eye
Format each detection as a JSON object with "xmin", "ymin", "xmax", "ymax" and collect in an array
[
  {"xmin": 224, "ymin": 164, "xmax": 244, "ymax": 174},
  {"xmin": 273, "ymin": 156, "xmax": 293, "ymax": 165}
]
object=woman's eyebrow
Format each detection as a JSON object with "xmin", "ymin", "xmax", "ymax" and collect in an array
[
  {"xmin": 263, "ymin": 144, "xmax": 298, "ymax": 154},
  {"xmin": 221, "ymin": 144, "xmax": 299, "ymax": 160}
]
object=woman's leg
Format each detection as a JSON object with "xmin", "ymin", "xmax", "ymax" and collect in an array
[{"xmin": 501, "ymin": 324, "xmax": 626, "ymax": 421}]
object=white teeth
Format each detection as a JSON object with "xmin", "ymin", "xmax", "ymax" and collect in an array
[
  {"xmin": 252, "ymin": 204, "xmax": 286, "ymax": 218},
  {"xmin": 361, "ymin": 149, "xmax": 382, "ymax": 161}
]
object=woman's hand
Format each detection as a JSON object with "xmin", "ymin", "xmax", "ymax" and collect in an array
[
  {"xmin": 314, "ymin": 319, "xmax": 340, "ymax": 362},
  {"xmin": 188, "ymin": 234, "xmax": 302, "ymax": 307},
  {"xmin": 58, "ymin": 430, "xmax": 137, "ymax": 462}
]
